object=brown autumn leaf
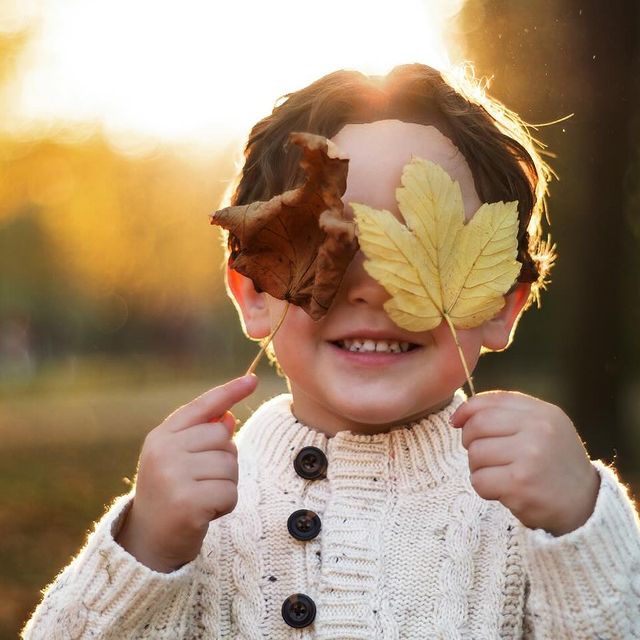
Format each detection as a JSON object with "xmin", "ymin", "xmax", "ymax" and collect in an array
[{"xmin": 210, "ymin": 132, "xmax": 359, "ymax": 320}]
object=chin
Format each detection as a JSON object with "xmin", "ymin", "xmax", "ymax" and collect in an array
[{"xmin": 327, "ymin": 390, "xmax": 436, "ymax": 431}]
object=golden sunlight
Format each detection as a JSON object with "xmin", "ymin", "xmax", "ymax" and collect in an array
[{"xmin": 3, "ymin": 0, "xmax": 466, "ymax": 146}]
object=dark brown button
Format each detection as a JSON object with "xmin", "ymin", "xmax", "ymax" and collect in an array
[
  {"xmin": 281, "ymin": 593, "xmax": 316, "ymax": 628},
  {"xmin": 293, "ymin": 446, "xmax": 327, "ymax": 480},
  {"xmin": 287, "ymin": 509, "xmax": 321, "ymax": 541}
]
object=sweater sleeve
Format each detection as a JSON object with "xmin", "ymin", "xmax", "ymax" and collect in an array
[
  {"xmin": 520, "ymin": 460, "xmax": 640, "ymax": 639},
  {"xmin": 21, "ymin": 492, "xmax": 200, "ymax": 639}
]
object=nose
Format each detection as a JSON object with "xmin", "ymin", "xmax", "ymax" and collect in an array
[{"xmin": 338, "ymin": 251, "xmax": 390, "ymax": 307}]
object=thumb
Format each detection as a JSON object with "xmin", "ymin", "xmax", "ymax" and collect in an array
[{"xmin": 213, "ymin": 410, "xmax": 238, "ymax": 438}]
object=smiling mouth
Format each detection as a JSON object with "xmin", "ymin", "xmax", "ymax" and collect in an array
[{"xmin": 332, "ymin": 338, "xmax": 420, "ymax": 353}]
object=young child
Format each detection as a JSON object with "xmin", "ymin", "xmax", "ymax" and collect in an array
[{"xmin": 23, "ymin": 64, "xmax": 640, "ymax": 639}]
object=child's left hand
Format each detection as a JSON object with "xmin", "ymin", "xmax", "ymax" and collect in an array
[{"xmin": 450, "ymin": 390, "xmax": 601, "ymax": 536}]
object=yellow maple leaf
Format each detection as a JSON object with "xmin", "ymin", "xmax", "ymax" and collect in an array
[{"xmin": 352, "ymin": 157, "xmax": 521, "ymax": 393}]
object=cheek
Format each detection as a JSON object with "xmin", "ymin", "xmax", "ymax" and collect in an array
[
  {"xmin": 431, "ymin": 322, "xmax": 484, "ymax": 368},
  {"xmin": 266, "ymin": 297, "xmax": 290, "ymax": 331},
  {"xmin": 268, "ymin": 304, "xmax": 318, "ymax": 361}
]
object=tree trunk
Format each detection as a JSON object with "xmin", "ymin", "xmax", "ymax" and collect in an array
[{"xmin": 459, "ymin": 0, "xmax": 640, "ymax": 475}]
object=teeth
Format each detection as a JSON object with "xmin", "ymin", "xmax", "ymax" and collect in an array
[
  {"xmin": 339, "ymin": 339, "xmax": 413, "ymax": 353},
  {"xmin": 363, "ymin": 339, "xmax": 376, "ymax": 352}
]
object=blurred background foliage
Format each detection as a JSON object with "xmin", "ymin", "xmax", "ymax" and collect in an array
[{"xmin": 1, "ymin": 1, "xmax": 639, "ymax": 637}]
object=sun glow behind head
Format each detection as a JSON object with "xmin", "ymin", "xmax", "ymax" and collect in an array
[{"xmin": 3, "ymin": 0, "xmax": 467, "ymax": 149}]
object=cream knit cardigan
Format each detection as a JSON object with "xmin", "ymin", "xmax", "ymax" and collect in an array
[{"xmin": 23, "ymin": 391, "xmax": 640, "ymax": 639}]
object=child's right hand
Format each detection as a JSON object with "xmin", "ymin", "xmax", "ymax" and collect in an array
[{"xmin": 115, "ymin": 374, "xmax": 258, "ymax": 573}]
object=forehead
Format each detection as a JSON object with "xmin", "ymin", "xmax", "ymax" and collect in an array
[{"xmin": 331, "ymin": 120, "xmax": 482, "ymax": 220}]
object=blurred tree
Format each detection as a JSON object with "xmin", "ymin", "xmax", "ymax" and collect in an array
[
  {"xmin": 0, "ymin": 133, "xmax": 241, "ymax": 370},
  {"xmin": 460, "ymin": 0, "xmax": 640, "ymax": 474},
  {"xmin": 561, "ymin": 2, "xmax": 640, "ymax": 475},
  {"xmin": 0, "ymin": 27, "xmax": 248, "ymax": 376}
]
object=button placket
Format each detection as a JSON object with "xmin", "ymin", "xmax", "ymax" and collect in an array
[{"xmin": 281, "ymin": 446, "xmax": 327, "ymax": 628}]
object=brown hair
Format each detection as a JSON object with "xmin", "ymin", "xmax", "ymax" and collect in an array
[{"xmin": 227, "ymin": 63, "xmax": 555, "ymax": 308}]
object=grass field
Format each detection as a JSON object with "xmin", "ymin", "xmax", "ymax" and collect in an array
[{"xmin": 0, "ymin": 371, "xmax": 288, "ymax": 640}]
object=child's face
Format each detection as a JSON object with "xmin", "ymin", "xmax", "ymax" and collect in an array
[{"xmin": 232, "ymin": 120, "xmax": 526, "ymax": 435}]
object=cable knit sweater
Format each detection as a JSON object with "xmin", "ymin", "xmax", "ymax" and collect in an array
[{"xmin": 23, "ymin": 391, "xmax": 640, "ymax": 639}]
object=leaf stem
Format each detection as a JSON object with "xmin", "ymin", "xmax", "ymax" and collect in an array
[
  {"xmin": 442, "ymin": 313, "xmax": 475, "ymax": 396},
  {"xmin": 246, "ymin": 302, "xmax": 290, "ymax": 375}
]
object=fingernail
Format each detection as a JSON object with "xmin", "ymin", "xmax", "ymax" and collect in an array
[{"xmin": 234, "ymin": 373, "xmax": 256, "ymax": 385}]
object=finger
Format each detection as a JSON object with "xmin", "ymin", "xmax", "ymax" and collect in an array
[
  {"xmin": 451, "ymin": 390, "xmax": 532, "ymax": 427},
  {"xmin": 179, "ymin": 422, "xmax": 239, "ymax": 455},
  {"xmin": 469, "ymin": 464, "xmax": 511, "ymax": 501},
  {"xmin": 459, "ymin": 409, "xmax": 520, "ymax": 449},
  {"xmin": 466, "ymin": 435, "xmax": 517, "ymax": 472},
  {"xmin": 166, "ymin": 375, "xmax": 257, "ymax": 432},
  {"xmin": 189, "ymin": 450, "xmax": 238, "ymax": 483},
  {"xmin": 217, "ymin": 411, "xmax": 237, "ymax": 436}
]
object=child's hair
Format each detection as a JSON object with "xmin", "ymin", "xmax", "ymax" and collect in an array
[{"xmin": 224, "ymin": 62, "xmax": 555, "ymax": 310}]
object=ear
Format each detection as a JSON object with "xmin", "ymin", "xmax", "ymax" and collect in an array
[
  {"xmin": 226, "ymin": 265, "xmax": 272, "ymax": 339},
  {"xmin": 481, "ymin": 282, "xmax": 531, "ymax": 351}
]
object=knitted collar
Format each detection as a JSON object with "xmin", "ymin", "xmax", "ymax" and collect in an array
[{"xmin": 236, "ymin": 390, "xmax": 469, "ymax": 493}]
